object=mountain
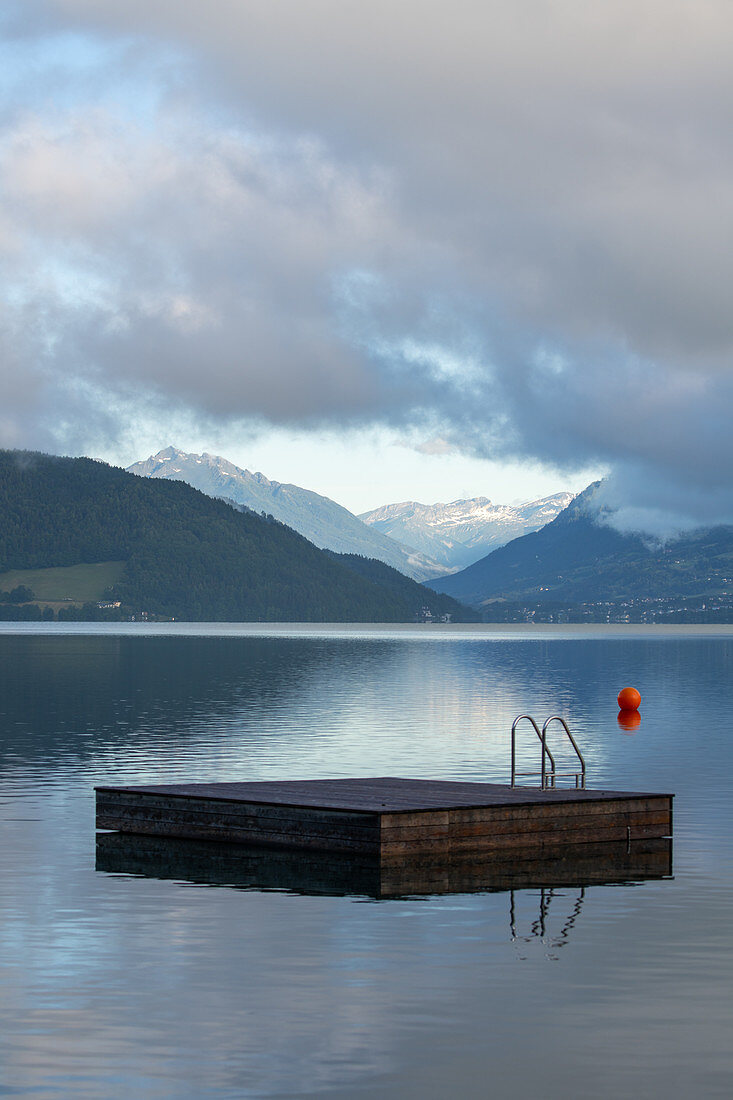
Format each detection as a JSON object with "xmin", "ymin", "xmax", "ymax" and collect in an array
[
  {"xmin": 0, "ymin": 449, "xmax": 475, "ymax": 622},
  {"xmin": 324, "ymin": 553, "xmax": 477, "ymax": 622},
  {"xmin": 128, "ymin": 447, "xmax": 444, "ymax": 582},
  {"xmin": 359, "ymin": 492, "xmax": 575, "ymax": 571},
  {"xmin": 430, "ymin": 484, "xmax": 733, "ymax": 609}
]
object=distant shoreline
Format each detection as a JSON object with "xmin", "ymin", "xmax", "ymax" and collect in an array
[{"xmin": 1, "ymin": 621, "xmax": 732, "ymax": 639}]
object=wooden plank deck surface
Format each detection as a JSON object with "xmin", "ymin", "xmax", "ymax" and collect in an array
[{"xmin": 96, "ymin": 776, "xmax": 671, "ymax": 813}]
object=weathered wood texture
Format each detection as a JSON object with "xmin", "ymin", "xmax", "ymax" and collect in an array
[
  {"xmin": 97, "ymin": 777, "xmax": 669, "ymax": 811},
  {"xmin": 96, "ymin": 777, "xmax": 673, "ymax": 858}
]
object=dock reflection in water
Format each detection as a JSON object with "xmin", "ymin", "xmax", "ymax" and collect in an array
[{"xmin": 96, "ymin": 831, "xmax": 673, "ymax": 900}]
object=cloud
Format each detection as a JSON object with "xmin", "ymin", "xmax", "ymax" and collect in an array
[
  {"xmin": 411, "ymin": 437, "xmax": 458, "ymax": 457},
  {"xmin": 2, "ymin": 1, "xmax": 733, "ymax": 530},
  {"xmin": 0, "ymin": 106, "xmax": 402, "ymax": 423}
]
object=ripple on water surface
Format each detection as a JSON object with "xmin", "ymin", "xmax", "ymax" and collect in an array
[{"xmin": 0, "ymin": 627, "xmax": 732, "ymax": 1098}]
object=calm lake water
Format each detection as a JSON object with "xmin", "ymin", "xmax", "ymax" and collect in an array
[{"xmin": 1, "ymin": 624, "xmax": 732, "ymax": 1098}]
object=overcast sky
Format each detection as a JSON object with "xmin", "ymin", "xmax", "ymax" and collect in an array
[{"xmin": 2, "ymin": 1, "xmax": 731, "ymax": 524}]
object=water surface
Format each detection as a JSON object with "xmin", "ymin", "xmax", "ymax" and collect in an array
[{"xmin": 1, "ymin": 625, "xmax": 732, "ymax": 1098}]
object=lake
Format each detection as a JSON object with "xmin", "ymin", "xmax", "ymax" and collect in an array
[{"xmin": 1, "ymin": 624, "xmax": 732, "ymax": 1098}]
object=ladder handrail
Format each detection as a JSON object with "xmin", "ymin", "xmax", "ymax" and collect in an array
[
  {"xmin": 511, "ymin": 714, "xmax": 556, "ymax": 788},
  {"xmin": 542, "ymin": 715, "xmax": 586, "ymax": 789}
]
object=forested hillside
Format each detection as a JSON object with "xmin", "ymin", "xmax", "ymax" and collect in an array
[
  {"xmin": 431, "ymin": 485, "xmax": 733, "ymax": 610},
  {"xmin": 329, "ymin": 553, "xmax": 479, "ymax": 621},
  {"xmin": 0, "ymin": 450, "xmax": 474, "ymax": 622}
]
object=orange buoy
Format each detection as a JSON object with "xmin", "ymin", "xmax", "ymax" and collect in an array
[
  {"xmin": 617, "ymin": 686, "xmax": 641, "ymax": 711},
  {"xmin": 617, "ymin": 709, "xmax": 642, "ymax": 732}
]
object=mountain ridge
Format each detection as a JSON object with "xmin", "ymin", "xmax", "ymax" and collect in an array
[
  {"xmin": 359, "ymin": 491, "xmax": 575, "ymax": 570},
  {"xmin": 0, "ymin": 449, "xmax": 475, "ymax": 622},
  {"xmin": 430, "ymin": 485, "xmax": 733, "ymax": 610},
  {"xmin": 129, "ymin": 447, "xmax": 446, "ymax": 581}
]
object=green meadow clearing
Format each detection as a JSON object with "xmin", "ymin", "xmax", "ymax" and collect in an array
[{"xmin": 1, "ymin": 561, "xmax": 126, "ymax": 604}]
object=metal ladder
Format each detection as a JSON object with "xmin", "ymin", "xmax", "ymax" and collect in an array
[{"xmin": 510, "ymin": 714, "xmax": 586, "ymax": 789}]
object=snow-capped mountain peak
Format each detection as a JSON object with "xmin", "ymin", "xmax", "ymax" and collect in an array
[
  {"xmin": 127, "ymin": 448, "xmax": 446, "ymax": 581},
  {"xmin": 359, "ymin": 492, "xmax": 576, "ymax": 570},
  {"xmin": 129, "ymin": 449, "xmax": 576, "ymax": 577}
]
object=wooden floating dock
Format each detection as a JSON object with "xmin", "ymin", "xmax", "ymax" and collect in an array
[{"xmin": 96, "ymin": 776, "xmax": 673, "ymax": 861}]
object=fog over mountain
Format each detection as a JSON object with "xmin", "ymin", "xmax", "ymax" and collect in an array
[
  {"xmin": 360, "ymin": 494, "xmax": 575, "ymax": 571},
  {"xmin": 129, "ymin": 448, "xmax": 445, "ymax": 581},
  {"xmin": 431, "ymin": 484, "xmax": 733, "ymax": 610}
]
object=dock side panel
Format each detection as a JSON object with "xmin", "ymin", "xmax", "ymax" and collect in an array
[{"xmin": 96, "ymin": 788, "xmax": 381, "ymax": 854}]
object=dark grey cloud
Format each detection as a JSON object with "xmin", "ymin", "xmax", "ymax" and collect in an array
[{"xmin": 2, "ymin": 1, "xmax": 733, "ymax": 530}]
